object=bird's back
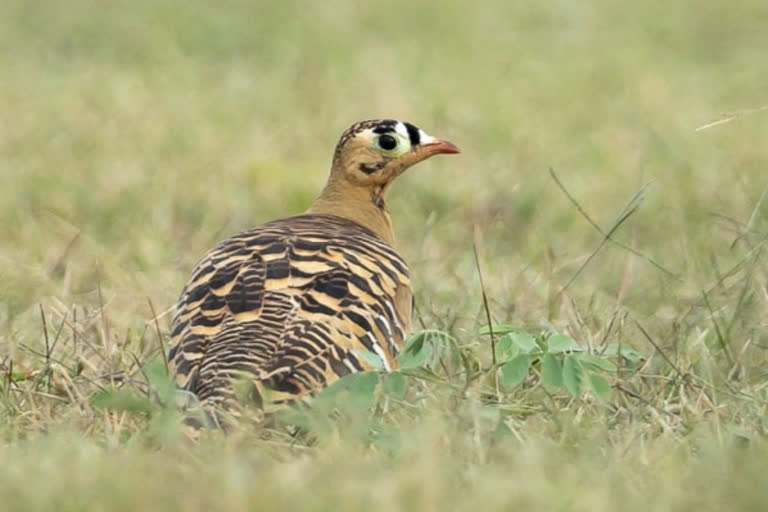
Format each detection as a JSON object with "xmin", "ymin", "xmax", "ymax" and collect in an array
[{"xmin": 168, "ymin": 214, "xmax": 412, "ymax": 415}]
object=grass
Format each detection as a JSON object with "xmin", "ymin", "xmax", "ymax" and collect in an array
[{"xmin": 2, "ymin": 0, "xmax": 768, "ymax": 509}]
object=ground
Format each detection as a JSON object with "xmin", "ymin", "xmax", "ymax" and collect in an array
[{"xmin": 2, "ymin": 1, "xmax": 768, "ymax": 510}]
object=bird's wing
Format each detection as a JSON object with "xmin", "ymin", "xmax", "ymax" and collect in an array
[{"xmin": 168, "ymin": 214, "xmax": 411, "ymax": 409}]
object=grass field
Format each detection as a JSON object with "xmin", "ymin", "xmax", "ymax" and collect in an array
[{"xmin": 2, "ymin": 0, "xmax": 768, "ymax": 510}]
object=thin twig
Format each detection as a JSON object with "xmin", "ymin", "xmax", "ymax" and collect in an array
[
  {"xmin": 58, "ymin": 311, "xmax": 112, "ymax": 369},
  {"xmin": 71, "ymin": 306, "xmax": 78, "ymax": 356},
  {"xmin": 701, "ymin": 290, "xmax": 734, "ymax": 365},
  {"xmin": 8, "ymin": 387, "xmax": 69, "ymax": 403},
  {"xmin": 472, "ymin": 241, "xmax": 496, "ymax": 367},
  {"xmin": 17, "ymin": 343, "xmax": 107, "ymax": 394},
  {"xmin": 18, "ymin": 344, "xmax": 76, "ymax": 375},
  {"xmin": 5, "ymin": 360, "xmax": 12, "ymax": 397},
  {"xmin": 96, "ymin": 267, "xmax": 111, "ymax": 366},
  {"xmin": 731, "ymin": 184, "xmax": 768, "ymax": 249},
  {"xmin": 130, "ymin": 353, "xmax": 154, "ymax": 399},
  {"xmin": 556, "ymin": 192, "xmax": 642, "ymax": 296},
  {"xmin": 678, "ymin": 232, "xmax": 768, "ymax": 328},
  {"xmin": 39, "ymin": 305, "xmax": 50, "ymax": 367},
  {"xmin": 47, "ymin": 311, "xmax": 69, "ymax": 364},
  {"xmin": 632, "ymin": 317, "xmax": 685, "ymax": 381},
  {"xmin": 695, "ymin": 105, "xmax": 768, "ymax": 132},
  {"xmin": 725, "ymin": 249, "xmax": 762, "ymax": 341},
  {"xmin": 38, "ymin": 305, "xmax": 53, "ymax": 394},
  {"xmin": 147, "ymin": 298, "xmax": 169, "ymax": 372},
  {"xmin": 614, "ymin": 383, "xmax": 664, "ymax": 411},
  {"xmin": 549, "ymin": 168, "xmax": 679, "ymax": 282}
]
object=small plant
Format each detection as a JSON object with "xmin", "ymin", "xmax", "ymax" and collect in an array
[
  {"xmin": 479, "ymin": 324, "xmax": 644, "ymax": 400},
  {"xmin": 331, "ymin": 324, "xmax": 646, "ymax": 422},
  {"xmin": 376, "ymin": 325, "xmax": 644, "ymax": 402},
  {"xmin": 89, "ymin": 361, "xmax": 182, "ymax": 443}
]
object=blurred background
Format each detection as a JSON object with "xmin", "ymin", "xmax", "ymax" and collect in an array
[
  {"xmin": 2, "ymin": 0, "xmax": 767, "ymax": 391},
  {"xmin": 2, "ymin": 1, "xmax": 768, "ymax": 510}
]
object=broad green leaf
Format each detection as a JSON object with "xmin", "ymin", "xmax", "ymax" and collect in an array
[
  {"xmin": 422, "ymin": 330, "xmax": 454, "ymax": 345},
  {"xmin": 402, "ymin": 331, "xmax": 427, "ymax": 354},
  {"xmin": 398, "ymin": 332, "xmax": 434, "ymax": 369},
  {"xmin": 398, "ymin": 366, "xmax": 444, "ymax": 383},
  {"xmin": 478, "ymin": 323, "xmax": 518, "ymax": 336},
  {"xmin": 500, "ymin": 355, "xmax": 532, "ymax": 388},
  {"xmin": 508, "ymin": 332, "xmax": 539, "ymax": 353},
  {"xmin": 547, "ymin": 334, "xmax": 581, "ymax": 353},
  {"xmin": 562, "ymin": 356, "xmax": 584, "ymax": 396},
  {"xmin": 397, "ymin": 345, "xmax": 432, "ymax": 369},
  {"xmin": 424, "ymin": 330, "xmax": 461, "ymax": 367},
  {"xmin": 494, "ymin": 334, "xmax": 520, "ymax": 362},
  {"xmin": 316, "ymin": 371, "xmax": 379, "ymax": 410},
  {"xmin": 382, "ymin": 372, "xmax": 407, "ymax": 399},
  {"xmin": 540, "ymin": 354, "xmax": 563, "ymax": 390},
  {"xmin": 144, "ymin": 361, "xmax": 176, "ymax": 404},
  {"xmin": 602, "ymin": 344, "xmax": 645, "ymax": 364},
  {"xmin": 353, "ymin": 348, "xmax": 386, "ymax": 370},
  {"xmin": 91, "ymin": 389, "xmax": 153, "ymax": 415},
  {"xmin": 576, "ymin": 354, "xmax": 618, "ymax": 372},
  {"xmin": 324, "ymin": 371, "xmax": 379, "ymax": 395},
  {"xmin": 589, "ymin": 373, "xmax": 613, "ymax": 400}
]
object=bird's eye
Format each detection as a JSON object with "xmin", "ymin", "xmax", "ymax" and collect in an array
[{"xmin": 377, "ymin": 134, "xmax": 398, "ymax": 151}]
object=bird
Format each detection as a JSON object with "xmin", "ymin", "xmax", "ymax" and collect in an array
[{"xmin": 167, "ymin": 119, "xmax": 459, "ymax": 426}]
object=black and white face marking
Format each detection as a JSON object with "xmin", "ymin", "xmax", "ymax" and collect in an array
[
  {"xmin": 333, "ymin": 118, "xmax": 448, "ymax": 167},
  {"xmin": 368, "ymin": 120, "xmax": 438, "ymax": 158}
]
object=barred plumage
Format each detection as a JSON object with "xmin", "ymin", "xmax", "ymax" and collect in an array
[{"xmin": 168, "ymin": 119, "xmax": 458, "ymax": 423}]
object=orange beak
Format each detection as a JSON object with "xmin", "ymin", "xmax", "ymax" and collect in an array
[{"xmin": 422, "ymin": 139, "xmax": 461, "ymax": 155}]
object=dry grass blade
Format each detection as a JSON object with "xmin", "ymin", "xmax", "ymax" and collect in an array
[
  {"xmin": 731, "ymin": 184, "xmax": 768, "ymax": 249},
  {"xmin": 549, "ymin": 168, "xmax": 679, "ymax": 284},
  {"xmin": 695, "ymin": 104, "xmax": 768, "ymax": 131},
  {"xmin": 700, "ymin": 290, "xmax": 734, "ymax": 365},
  {"xmin": 554, "ymin": 178, "xmax": 647, "ymax": 297},
  {"xmin": 147, "ymin": 298, "xmax": 169, "ymax": 371},
  {"xmin": 472, "ymin": 240, "xmax": 496, "ymax": 367},
  {"xmin": 632, "ymin": 317, "xmax": 686, "ymax": 381}
]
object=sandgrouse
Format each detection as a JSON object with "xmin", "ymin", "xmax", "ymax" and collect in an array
[{"xmin": 168, "ymin": 119, "xmax": 459, "ymax": 423}]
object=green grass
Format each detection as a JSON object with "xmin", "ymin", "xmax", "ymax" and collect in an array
[{"xmin": 2, "ymin": 0, "xmax": 768, "ymax": 509}]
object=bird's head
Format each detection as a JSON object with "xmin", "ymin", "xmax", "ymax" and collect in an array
[
  {"xmin": 328, "ymin": 119, "xmax": 460, "ymax": 187},
  {"xmin": 309, "ymin": 119, "xmax": 459, "ymax": 244}
]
